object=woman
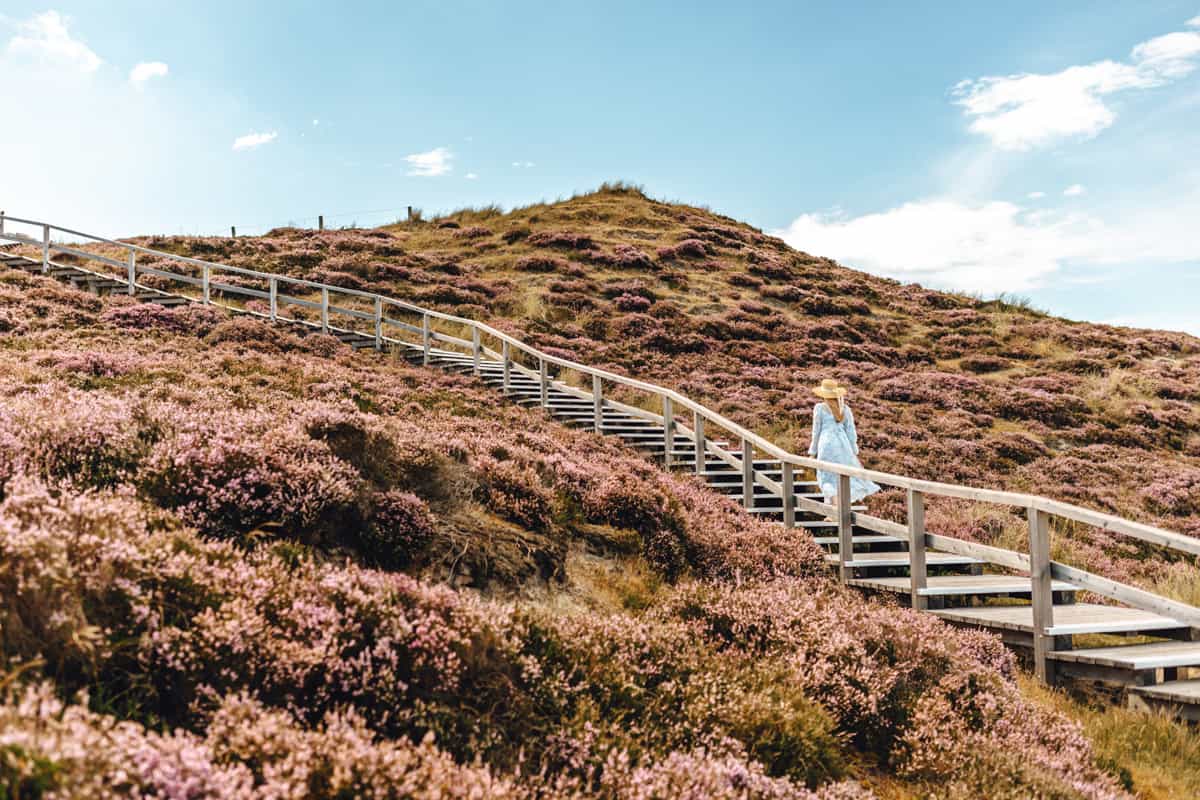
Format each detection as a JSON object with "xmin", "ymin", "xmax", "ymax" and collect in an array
[{"xmin": 807, "ymin": 378, "xmax": 880, "ymax": 506}]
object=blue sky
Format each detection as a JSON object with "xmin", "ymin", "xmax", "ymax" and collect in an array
[{"xmin": 2, "ymin": 1, "xmax": 1198, "ymax": 333}]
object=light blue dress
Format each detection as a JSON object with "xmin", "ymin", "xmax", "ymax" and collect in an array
[{"xmin": 808, "ymin": 402, "xmax": 881, "ymax": 503}]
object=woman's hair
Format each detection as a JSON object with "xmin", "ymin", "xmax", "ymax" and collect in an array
[{"xmin": 825, "ymin": 396, "xmax": 846, "ymax": 421}]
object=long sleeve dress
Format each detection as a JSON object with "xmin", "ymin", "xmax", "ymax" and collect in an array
[{"xmin": 807, "ymin": 402, "xmax": 881, "ymax": 503}]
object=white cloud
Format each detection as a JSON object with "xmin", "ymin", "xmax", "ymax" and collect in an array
[
  {"xmin": 777, "ymin": 188, "xmax": 1200, "ymax": 295},
  {"xmin": 312, "ymin": 118, "xmax": 319, "ymax": 126},
  {"xmin": 129, "ymin": 61, "xmax": 168, "ymax": 85},
  {"xmin": 1063, "ymin": 184, "xmax": 1086, "ymax": 196},
  {"xmin": 777, "ymin": 200, "xmax": 1101, "ymax": 292},
  {"xmin": 953, "ymin": 19, "xmax": 1200, "ymax": 149},
  {"xmin": 1103, "ymin": 313, "xmax": 1200, "ymax": 337},
  {"xmin": 232, "ymin": 131, "xmax": 277, "ymax": 151},
  {"xmin": 512, "ymin": 161, "xmax": 535, "ymax": 168},
  {"xmin": 404, "ymin": 146, "xmax": 452, "ymax": 176},
  {"xmin": 4, "ymin": 10, "xmax": 102, "ymax": 73},
  {"xmin": 1027, "ymin": 191, "xmax": 1046, "ymax": 199},
  {"xmin": 465, "ymin": 172, "xmax": 479, "ymax": 180},
  {"xmin": 1189, "ymin": 16, "xmax": 1200, "ymax": 28}
]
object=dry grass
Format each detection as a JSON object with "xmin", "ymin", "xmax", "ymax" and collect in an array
[{"xmin": 1022, "ymin": 675, "xmax": 1200, "ymax": 799}]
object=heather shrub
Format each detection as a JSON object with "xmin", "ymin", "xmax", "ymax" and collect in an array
[
  {"xmin": 360, "ymin": 489, "xmax": 437, "ymax": 567},
  {"xmin": 514, "ymin": 254, "xmax": 568, "ymax": 273},
  {"xmin": 581, "ymin": 472, "xmax": 688, "ymax": 578},
  {"xmin": 102, "ymin": 302, "xmax": 225, "ymax": 337},
  {"xmin": 205, "ymin": 316, "xmax": 302, "ymax": 352},
  {"xmin": 527, "ymin": 231, "xmax": 595, "ymax": 250},
  {"xmin": 471, "ymin": 455, "xmax": 555, "ymax": 531},
  {"xmin": 140, "ymin": 414, "xmax": 360, "ymax": 538},
  {"xmin": 959, "ymin": 354, "xmax": 1011, "ymax": 373},
  {"xmin": 0, "ymin": 390, "xmax": 150, "ymax": 490},
  {"xmin": 613, "ymin": 292, "xmax": 652, "ymax": 312}
]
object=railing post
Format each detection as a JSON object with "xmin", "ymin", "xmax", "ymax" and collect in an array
[
  {"xmin": 741, "ymin": 439, "xmax": 754, "ymax": 509},
  {"xmin": 907, "ymin": 490, "xmax": 928, "ymax": 610},
  {"xmin": 539, "ymin": 359, "xmax": 549, "ymax": 408},
  {"xmin": 471, "ymin": 327, "xmax": 481, "ymax": 375},
  {"xmin": 592, "ymin": 375, "xmax": 603, "ymax": 434},
  {"xmin": 126, "ymin": 250, "xmax": 136, "ymax": 295},
  {"xmin": 422, "ymin": 313, "xmax": 431, "ymax": 365},
  {"xmin": 202, "ymin": 264, "xmax": 211, "ymax": 304},
  {"xmin": 1029, "ymin": 506, "xmax": 1056, "ymax": 685},
  {"xmin": 693, "ymin": 411, "xmax": 705, "ymax": 475},
  {"xmin": 662, "ymin": 396, "xmax": 674, "ymax": 468},
  {"xmin": 782, "ymin": 462, "xmax": 795, "ymax": 529},
  {"xmin": 269, "ymin": 277, "xmax": 278, "ymax": 320},
  {"xmin": 374, "ymin": 296, "xmax": 383, "ymax": 350},
  {"xmin": 320, "ymin": 287, "xmax": 329, "ymax": 331},
  {"xmin": 837, "ymin": 474, "xmax": 853, "ymax": 582},
  {"xmin": 41, "ymin": 224, "xmax": 50, "ymax": 273},
  {"xmin": 0, "ymin": 211, "xmax": 5, "ymax": 237},
  {"xmin": 502, "ymin": 341, "xmax": 511, "ymax": 393}
]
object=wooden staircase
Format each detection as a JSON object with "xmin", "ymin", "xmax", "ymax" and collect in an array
[{"xmin": 4, "ymin": 217, "xmax": 1200, "ymax": 722}]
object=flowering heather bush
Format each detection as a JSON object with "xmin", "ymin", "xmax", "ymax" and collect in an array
[
  {"xmin": 360, "ymin": 489, "xmax": 437, "ymax": 567},
  {"xmin": 613, "ymin": 292, "xmax": 652, "ymax": 312},
  {"xmin": 527, "ymin": 230, "xmax": 596, "ymax": 250},
  {"xmin": 102, "ymin": 301, "xmax": 225, "ymax": 337},
  {"xmin": 656, "ymin": 239, "xmax": 708, "ymax": 260},
  {"xmin": 515, "ymin": 254, "xmax": 570, "ymax": 273}
]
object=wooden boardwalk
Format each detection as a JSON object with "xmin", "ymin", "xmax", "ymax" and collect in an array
[{"xmin": 3, "ymin": 213, "xmax": 1200, "ymax": 721}]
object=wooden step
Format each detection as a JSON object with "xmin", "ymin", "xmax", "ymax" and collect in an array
[
  {"xmin": 1051, "ymin": 641, "xmax": 1200, "ymax": 671},
  {"xmin": 931, "ymin": 603, "xmax": 1187, "ymax": 636},
  {"xmin": 814, "ymin": 534, "xmax": 904, "ymax": 546},
  {"xmin": 1130, "ymin": 680, "xmax": 1200, "ymax": 719},
  {"xmin": 850, "ymin": 574, "xmax": 1077, "ymax": 597},
  {"xmin": 827, "ymin": 551, "xmax": 982, "ymax": 569}
]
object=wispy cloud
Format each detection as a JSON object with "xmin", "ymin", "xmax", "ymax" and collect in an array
[
  {"xmin": 1063, "ymin": 184, "xmax": 1086, "ymax": 196},
  {"xmin": 1189, "ymin": 16, "xmax": 1200, "ymax": 28},
  {"xmin": 776, "ymin": 200, "xmax": 1098, "ymax": 292},
  {"xmin": 953, "ymin": 18, "xmax": 1200, "ymax": 150},
  {"xmin": 232, "ymin": 131, "xmax": 278, "ymax": 151},
  {"xmin": 776, "ymin": 188, "xmax": 1200, "ymax": 295},
  {"xmin": 4, "ymin": 10, "xmax": 101, "ymax": 73},
  {"xmin": 512, "ymin": 161, "xmax": 535, "ymax": 168},
  {"xmin": 129, "ymin": 61, "xmax": 168, "ymax": 85},
  {"xmin": 465, "ymin": 172, "xmax": 479, "ymax": 180},
  {"xmin": 404, "ymin": 147, "xmax": 452, "ymax": 176},
  {"xmin": 1027, "ymin": 191, "xmax": 1045, "ymax": 199}
]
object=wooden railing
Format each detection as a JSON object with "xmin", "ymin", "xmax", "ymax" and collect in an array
[{"xmin": 3, "ymin": 212, "xmax": 1197, "ymax": 683}]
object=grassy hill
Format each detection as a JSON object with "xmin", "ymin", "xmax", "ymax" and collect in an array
[
  {"xmin": 1, "ymin": 185, "xmax": 1199, "ymax": 798},
  {"xmin": 123, "ymin": 183, "xmax": 1199, "ymax": 594}
]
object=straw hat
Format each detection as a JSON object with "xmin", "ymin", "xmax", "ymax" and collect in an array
[{"xmin": 813, "ymin": 378, "xmax": 848, "ymax": 399}]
